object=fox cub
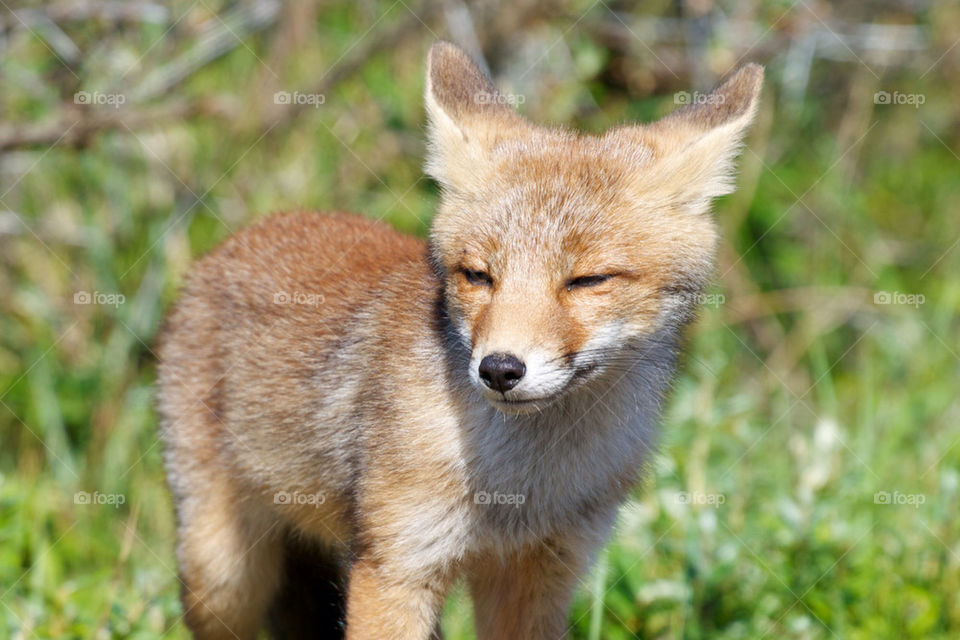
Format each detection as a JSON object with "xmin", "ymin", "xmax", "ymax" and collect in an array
[{"xmin": 157, "ymin": 41, "xmax": 762, "ymax": 639}]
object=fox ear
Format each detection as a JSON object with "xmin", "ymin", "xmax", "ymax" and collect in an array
[
  {"xmin": 424, "ymin": 41, "xmax": 526, "ymax": 191},
  {"xmin": 638, "ymin": 63, "xmax": 764, "ymax": 213}
]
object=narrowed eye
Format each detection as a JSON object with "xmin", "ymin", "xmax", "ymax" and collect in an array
[
  {"xmin": 462, "ymin": 268, "xmax": 493, "ymax": 287},
  {"xmin": 566, "ymin": 274, "xmax": 613, "ymax": 291}
]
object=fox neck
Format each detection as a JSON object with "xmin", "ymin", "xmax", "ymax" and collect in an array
[
  {"xmin": 448, "ymin": 324, "xmax": 682, "ymax": 542},
  {"xmin": 427, "ymin": 279, "xmax": 682, "ymax": 538}
]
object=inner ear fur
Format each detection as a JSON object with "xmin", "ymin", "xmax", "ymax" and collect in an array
[
  {"xmin": 655, "ymin": 63, "xmax": 764, "ymax": 134},
  {"xmin": 426, "ymin": 41, "xmax": 517, "ymax": 122},
  {"xmin": 626, "ymin": 63, "xmax": 765, "ymax": 212},
  {"xmin": 424, "ymin": 41, "xmax": 529, "ymax": 191}
]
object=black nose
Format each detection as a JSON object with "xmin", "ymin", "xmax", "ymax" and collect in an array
[{"xmin": 478, "ymin": 353, "xmax": 526, "ymax": 392}]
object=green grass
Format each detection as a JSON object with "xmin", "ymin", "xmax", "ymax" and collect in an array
[{"xmin": 2, "ymin": 1, "xmax": 959, "ymax": 638}]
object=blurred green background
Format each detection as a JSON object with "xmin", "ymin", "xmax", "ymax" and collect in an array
[{"xmin": 2, "ymin": 0, "xmax": 959, "ymax": 638}]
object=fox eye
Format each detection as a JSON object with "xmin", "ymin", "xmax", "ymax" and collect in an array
[
  {"xmin": 566, "ymin": 274, "xmax": 612, "ymax": 291},
  {"xmin": 462, "ymin": 268, "xmax": 493, "ymax": 287}
]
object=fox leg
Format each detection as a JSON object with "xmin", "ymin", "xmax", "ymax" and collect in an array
[
  {"xmin": 175, "ymin": 481, "xmax": 283, "ymax": 640},
  {"xmin": 467, "ymin": 536, "xmax": 596, "ymax": 640},
  {"xmin": 344, "ymin": 555, "xmax": 452, "ymax": 640}
]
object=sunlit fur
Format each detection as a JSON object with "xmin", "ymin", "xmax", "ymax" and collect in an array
[{"xmin": 157, "ymin": 41, "xmax": 762, "ymax": 640}]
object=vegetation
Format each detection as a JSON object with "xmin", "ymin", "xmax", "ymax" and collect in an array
[{"xmin": 1, "ymin": 1, "xmax": 958, "ymax": 638}]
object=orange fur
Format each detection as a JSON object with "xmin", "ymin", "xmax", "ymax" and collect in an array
[{"xmin": 157, "ymin": 41, "xmax": 762, "ymax": 639}]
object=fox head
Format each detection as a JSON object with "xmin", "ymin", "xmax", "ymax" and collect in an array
[{"xmin": 424, "ymin": 41, "xmax": 762, "ymax": 414}]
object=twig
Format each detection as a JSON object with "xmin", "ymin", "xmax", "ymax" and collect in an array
[
  {"xmin": 1, "ymin": 1, "xmax": 169, "ymax": 29},
  {"xmin": 722, "ymin": 286, "xmax": 877, "ymax": 324},
  {"xmin": 257, "ymin": 0, "xmax": 441, "ymax": 136},
  {"xmin": 0, "ymin": 98, "xmax": 231, "ymax": 152},
  {"xmin": 126, "ymin": 0, "xmax": 281, "ymax": 102}
]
